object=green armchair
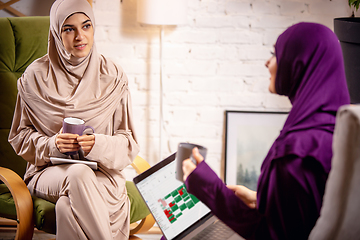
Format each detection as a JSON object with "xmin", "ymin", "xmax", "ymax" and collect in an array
[{"xmin": 0, "ymin": 16, "xmax": 154, "ymax": 239}]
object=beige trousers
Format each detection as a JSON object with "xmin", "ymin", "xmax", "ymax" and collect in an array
[{"xmin": 27, "ymin": 163, "xmax": 129, "ymax": 240}]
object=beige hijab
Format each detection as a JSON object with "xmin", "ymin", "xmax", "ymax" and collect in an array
[{"xmin": 17, "ymin": 0, "xmax": 127, "ymax": 135}]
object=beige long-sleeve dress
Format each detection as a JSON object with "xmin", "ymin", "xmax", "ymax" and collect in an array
[{"xmin": 8, "ymin": 0, "xmax": 140, "ymax": 239}]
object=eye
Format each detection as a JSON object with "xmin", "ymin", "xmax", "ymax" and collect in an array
[
  {"xmin": 270, "ymin": 51, "xmax": 275, "ymax": 56},
  {"xmin": 63, "ymin": 27, "xmax": 73, "ymax": 33},
  {"xmin": 83, "ymin": 24, "xmax": 92, "ymax": 30}
]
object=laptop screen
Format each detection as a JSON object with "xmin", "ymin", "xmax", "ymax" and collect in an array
[{"xmin": 134, "ymin": 153, "xmax": 211, "ymax": 240}]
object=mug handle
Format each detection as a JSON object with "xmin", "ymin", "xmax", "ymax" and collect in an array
[{"xmin": 84, "ymin": 125, "xmax": 95, "ymax": 134}]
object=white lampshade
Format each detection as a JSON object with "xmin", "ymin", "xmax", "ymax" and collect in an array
[{"xmin": 137, "ymin": 0, "xmax": 187, "ymax": 25}]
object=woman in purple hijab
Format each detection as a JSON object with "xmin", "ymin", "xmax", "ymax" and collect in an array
[{"xmin": 182, "ymin": 22, "xmax": 350, "ymax": 239}]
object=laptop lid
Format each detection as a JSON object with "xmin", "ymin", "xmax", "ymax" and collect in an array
[{"xmin": 133, "ymin": 153, "xmax": 213, "ymax": 240}]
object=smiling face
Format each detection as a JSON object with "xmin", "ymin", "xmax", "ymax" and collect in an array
[
  {"xmin": 265, "ymin": 52, "xmax": 277, "ymax": 94},
  {"xmin": 61, "ymin": 13, "xmax": 94, "ymax": 58}
]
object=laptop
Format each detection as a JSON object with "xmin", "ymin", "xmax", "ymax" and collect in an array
[{"xmin": 133, "ymin": 153, "xmax": 244, "ymax": 240}]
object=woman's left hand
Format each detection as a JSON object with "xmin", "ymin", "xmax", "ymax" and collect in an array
[
  {"xmin": 227, "ymin": 185, "xmax": 257, "ymax": 209},
  {"xmin": 77, "ymin": 134, "xmax": 95, "ymax": 155},
  {"xmin": 182, "ymin": 147, "xmax": 204, "ymax": 182}
]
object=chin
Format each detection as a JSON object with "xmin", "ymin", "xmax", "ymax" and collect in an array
[
  {"xmin": 73, "ymin": 52, "xmax": 89, "ymax": 58},
  {"xmin": 268, "ymin": 87, "xmax": 276, "ymax": 94}
]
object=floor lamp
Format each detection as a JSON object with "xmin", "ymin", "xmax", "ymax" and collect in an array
[{"xmin": 137, "ymin": 0, "xmax": 187, "ymax": 160}]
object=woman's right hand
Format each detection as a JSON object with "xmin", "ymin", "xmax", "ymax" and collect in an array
[
  {"xmin": 55, "ymin": 129, "xmax": 80, "ymax": 154},
  {"xmin": 227, "ymin": 185, "xmax": 257, "ymax": 209},
  {"xmin": 182, "ymin": 147, "xmax": 204, "ymax": 182}
]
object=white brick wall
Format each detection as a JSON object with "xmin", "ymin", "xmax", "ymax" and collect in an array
[{"xmin": 0, "ymin": 0, "xmax": 353, "ymax": 178}]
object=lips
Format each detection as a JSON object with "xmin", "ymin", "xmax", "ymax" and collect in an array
[{"xmin": 75, "ymin": 44, "xmax": 87, "ymax": 50}]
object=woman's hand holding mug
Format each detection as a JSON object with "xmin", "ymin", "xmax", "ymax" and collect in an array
[
  {"xmin": 56, "ymin": 130, "xmax": 81, "ymax": 154},
  {"xmin": 56, "ymin": 117, "xmax": 94, "ymax": 155},
  {"xmin": 182, "ymin": 147, "xmax": 205, "ymax": 182},
  {"xmin": 77, "ymin": 134, "xmax": 95, "ymax": 155}
]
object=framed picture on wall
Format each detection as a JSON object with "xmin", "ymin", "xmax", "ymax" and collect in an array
[{"xmin": 224, "ymin": 111, "xmax": 288, "ymax": 191}]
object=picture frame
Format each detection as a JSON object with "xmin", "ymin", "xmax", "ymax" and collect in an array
[{"xmin": 224, "ymin": 111, "xmax": 288, "ymax": 190}]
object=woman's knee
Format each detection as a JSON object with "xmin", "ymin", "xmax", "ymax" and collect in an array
[
  {"xmin": 64, "ymin": 164, "xmax": 97, "ymax": 188},
  {"xmin": 56, "ymin": 196, "xmax": 70, "ymax": 212}
]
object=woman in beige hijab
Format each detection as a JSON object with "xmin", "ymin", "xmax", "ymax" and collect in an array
[{"xmin": 8, "ymin": 0, "xmax": 139, "ymax": 239}]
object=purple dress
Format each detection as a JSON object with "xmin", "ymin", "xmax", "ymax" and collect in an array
[{"xmin": 185, "ymin": 22, "xmax": 350, "ymax": 240}]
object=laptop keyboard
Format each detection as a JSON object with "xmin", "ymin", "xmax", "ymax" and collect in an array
[{"xmin": 191, "ymin": 220, "xmax": 236, "ymax": 240}]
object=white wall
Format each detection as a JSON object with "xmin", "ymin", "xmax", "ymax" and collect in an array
[{"xmin": 0, "ymin": 0, "xmax": 353, "ymax": 177}]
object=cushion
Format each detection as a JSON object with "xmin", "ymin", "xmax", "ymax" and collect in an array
[
  {"xmin": 0, "ymin": 18, "xmax": 15, "ymax": 77},
  {"xmin": 126, "ymin": 181, "xmax": 150, "ymax": 223},
  {"xmin": 0, "ymin": 183, "xmax": 17, "ymax": 220},
  {"xmin": 9, "ymin": 16, "xmax": 49, "ymax": 72},
  {"xmin": 0, "ymin": 17, "xmax": 49, "ymax": 130},
  {"xmin": 32, "ymin": 196, "xmax": 56, "ymax": 233},
  {"xmin": 0, "ymin": 17, "xmax": 17, "ymax": 130}
]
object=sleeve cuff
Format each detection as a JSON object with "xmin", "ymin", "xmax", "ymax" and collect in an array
[
  {"xmin": 85, "ymin": 133, "xmax": 101, "ymax": 161},
  {"xmin": 185, "ymin": 161, "xmax": 220, "ymax": 194}
]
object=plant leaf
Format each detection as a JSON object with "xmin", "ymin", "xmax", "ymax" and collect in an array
[{"xmin": 349, "ymin": 0, "xmax": 360, "ymax": 10}]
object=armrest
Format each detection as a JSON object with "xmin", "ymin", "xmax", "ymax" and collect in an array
[
  {"xmin": 131, "ymin": 155, "xmax": 151, "ymax": 174},
  {"xmin": 129, "ymin": 156, "xmax": 156, "ymax": 235},
  {"xmin": 0, "ymin": 167, "xmax": 34, "ymax": 240}
]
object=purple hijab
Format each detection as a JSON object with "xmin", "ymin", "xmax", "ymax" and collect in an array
[{"xmin": 257, "ymin": 22, "xmax": 350, "ymax": 213}]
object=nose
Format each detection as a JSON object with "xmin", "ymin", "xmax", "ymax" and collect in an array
[
  {"xmin": 265, "ymin": 58, "xmax": 270, "ymax": 68},
  {"xmin": 265, "ymin": 55, "xmax": 274, "ymax": 68},
  {"xmin": 75, "ymin": 30, "xmax": 84, "ymax": 40}
]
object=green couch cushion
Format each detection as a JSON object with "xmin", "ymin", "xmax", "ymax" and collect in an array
[
  {"xmin": 0, "ymin": 17, "xmax": 49, "ymax": 130},
  {"xmin": 0, "ymin": 183, "xmax": 17, "ymax": 220},
  {"xmin": 0, "ymin": 71, "xmax": 21, "ymax": 129},
  {"xmin": 9, "ymin": 16, "xmax": 49, "ymax": 72},
  {"xmin": 0, "ymin": 17, "xmax": 17, "ymax": 130},
  {"xmin": 0, "ymin": 18, "xmax": 15, "ymax": 75},
  {"xmin": 32, "ymin": 196, "xmax": 56, "ymax": 233},
  {"xmin": 126, "ymin": 181, "xmax": 150, "ymax": 223}
]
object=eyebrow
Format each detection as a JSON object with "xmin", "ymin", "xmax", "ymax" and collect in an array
[{"xmin": 62, "ymin": 19, "xmax": 91, "ymax": 29}]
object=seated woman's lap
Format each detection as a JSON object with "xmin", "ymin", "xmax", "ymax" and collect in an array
[{"xmin": 27, "ymin": 164, "xmax": 100, "ymax": 204}]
